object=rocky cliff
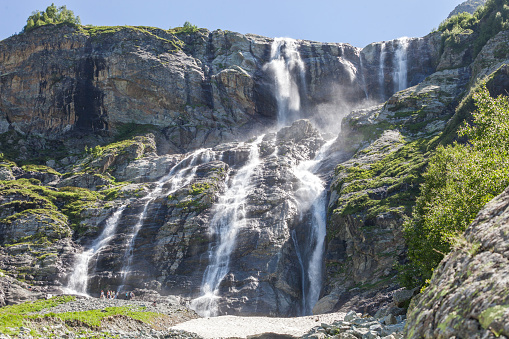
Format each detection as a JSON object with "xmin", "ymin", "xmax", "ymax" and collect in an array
[
  {"xmin": 1, "ymin": 16, "xmax": 509, "ymax": 323},
  {"xmin": 448, "ymin": 0, "xmax": 487, "ymax": 18},
  {"xmin": 0, "ymin": 24, "xmax": 439, "ymax": 154},
  {"xmin": 318, "ymin": 27, "xmax": 509, "ymax": 315},
  {"xmin": 404, "ymin": 186, "xmax": 509, "ymax": 338}
]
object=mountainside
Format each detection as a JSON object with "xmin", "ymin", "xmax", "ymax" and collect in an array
[
  {"xmin": 448, "ymin": 0, "xmax": 487, "ymax": 18},
  {"xmin": 1, "ymin": 2, "xmax": 509, "ymax": 337}
]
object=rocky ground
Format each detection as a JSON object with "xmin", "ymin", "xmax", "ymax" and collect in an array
[{"xmin": 0, "ymin": 286, "xmax": 414, "ymax": 338}]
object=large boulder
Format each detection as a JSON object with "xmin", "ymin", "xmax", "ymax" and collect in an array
[{"xmin": 405, "ymin": 186, "xmax": 509, "ymax": 338}]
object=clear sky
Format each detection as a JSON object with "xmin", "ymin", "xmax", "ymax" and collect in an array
[{"xmin": 1, "ymin": 0, "xmax": 465, "ymax": 47}]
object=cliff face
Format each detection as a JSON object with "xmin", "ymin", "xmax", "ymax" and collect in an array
[
  {"xmin": 320, "ymin": 28, "xmax": 509, "ymax": 315},
  {"xmin": 405, "ymin": 186, "xmax": 509, "ymax": 338},
  {"xmin": 2, "ymin": 21, "xmax": 508, "ymax": 319},
  {"xmin": 0, "ymin": 25, "xmax": 439, "ymax": 153}
]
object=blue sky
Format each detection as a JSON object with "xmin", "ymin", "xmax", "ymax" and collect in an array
[{"xmin": 1, "ymin": 0, "xmax": 465, "ymax": 47}]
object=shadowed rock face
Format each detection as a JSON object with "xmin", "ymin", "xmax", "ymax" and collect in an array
[
  {"xmin": 0, "ymin": 25, "xmax": 440, "ymax": 152},
  {"xmin": 405, "ymin": 186, "xmax": 509, "ymax": 339}
]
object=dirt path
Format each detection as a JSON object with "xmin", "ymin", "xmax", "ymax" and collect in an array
[{"xmin": 171, "ymin": 312, "xmax": 346, "ymax": 338}]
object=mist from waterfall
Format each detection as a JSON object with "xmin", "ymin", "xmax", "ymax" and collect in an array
[
  {"xmin": 118, "ymin": 149, "xmax": 214, "ymax": 291},
  {"xmin": 65, "ymin": 205, "xmax": 126, "ymax": 295},
  {"xmin": 191, "ymin": 135, "xmax": 263, "ymax": 317},
  {"xmin": 394, "ymin": 37, "xmax": 409, "ymax": 92},
  {"xmin": 264, "ymin": 37, "xmax": 306, "ymax": 126}
]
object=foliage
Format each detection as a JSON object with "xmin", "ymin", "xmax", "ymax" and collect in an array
[
  {"xmin": 23, "ymin": 3, "xmax": 81, "ymax": 33},
  {"xmin": 438, "ymin": 0, "xmax": 509, "ymax": 56},
  {"xmin": 171, "ymin": 21, "xmax": 199, "ymax": 34},
  {"xmin": 401, "ymin": 84, "xmax": 509, "ymax": 288}
]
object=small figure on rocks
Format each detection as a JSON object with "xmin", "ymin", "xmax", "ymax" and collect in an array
[
  {"xmin": 100, "ymin": 290, "xmax": 104, "ymax": 299},
  {"xmin": 126, "ymin": 292, "xmax": 129, "ymax": 300},
  {"xmin": 107, "ymin": 290, "xmax": 110, "ymax": 299},
  {"xmin": 130, "ymin": 291, "xmax": 135, "ymax": 300},
  {"xmin": 152, "ymin": 300, "xmax": 157, "ymax": 307}
]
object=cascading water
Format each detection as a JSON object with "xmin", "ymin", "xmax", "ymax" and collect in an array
[
  {"xmin": 191, "ymin": 135, "xmax": 264, "ymax": 317},
  {"xmin": 65, "ymin": 205, "xmax": 127, "ymax": 295},
  {"xmin": 118, "ymin": 149, "xmax": 214, "ymax": 291},
  {"xmin": 292, "ymin": 139, "xmax": 334, "ymax": 314},
  {"xmin": 264, "ymin": 37, "xmax": 306, "ymax": 126},
  {"xmin": 379, "ymin": 42, "xmax": 386, "ymax": 100},
  {"xmin": 359, "ymin": 53, "xmax": 369, "ymax": 100},
  {"xmin": 394, "ymin": 37, "xmax": 409, "ymax": 92}
]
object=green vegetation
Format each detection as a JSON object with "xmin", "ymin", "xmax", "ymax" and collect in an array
[
  {"xmin": 44, "ymin": 306, "xmax": 164, "ymax": 328},
  {"xmin": 0, "ymin": 179, "xmax": 103, "ymax": 238},
  {"xmin": 0, "ymin": 296, "xmax": 165, "ymax": 336},
  {"xmin": 401, "ymin": 85, "xmax": 509, "ymax": 288},
  {"xmin": 23, "ymin": 3, "xmax": 81, "ymax": 33},
  {"xmin": 331, "ymin": 138, "xmax": 433, "ymax": 222},
  {"xmin": 21, "ymin": 164, "xmax": 61, "ymax": 176},
  {"xmin": 0, "ymin": 296, "xmax": 75, "ymax": 335},
  {"xmin": 171, "ymin": 21, "xmax": 199, "ymax": 34},
  {"xmin": 438, "ymin": 0, "xmax": 509, "ymax": 56},
  {"xmin": 78, "ymin": 25, "xmax": 185, "ymax": 51}
]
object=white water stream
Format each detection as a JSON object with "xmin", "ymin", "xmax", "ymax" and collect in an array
[
  {"xmin": 379, "ymin": 42, "xmax": 386, "ymax": 100},
  {"xmin": 65, "ymin": 205, "xmax": 127, "ymax": 295},
  {"xmin": 118, "ymin": 149, "xmax": 214, "ymax": 291},
  {"xmin": 292, "ymin": 139, "xmax": 334, "ymax": 314},
  {"xmin": 394, "ymin": 37, "xmax": 409, "ymax": 92},
  {"xmin": 191, "ymin": 135, "xmax": 264, "ymax": 317},
  {"xmin": 264, "ymin": 37, "xmax": 306, "ymax": 126}
]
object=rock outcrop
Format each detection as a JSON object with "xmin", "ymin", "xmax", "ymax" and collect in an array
[
  {"xmin": 405, "ymin": 186, "xmax": 509, "ymax": 338},
  {"xmin": 0, "ymin": 24, "xmax": 440, "ymax": 155}
]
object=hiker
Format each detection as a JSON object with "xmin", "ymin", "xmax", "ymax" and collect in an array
[
  {"xmin": 152, "ymin": 300, "xmax": 156, "ymax": 307},
  {"xmin": 100, "ymin": 290, "xmax": 104, "ymax": 299},
  {"xmin": 125, "ymin": 292, "xmax": 129, "ymax": 300},
  {"xmin": 130, "ymin": 291, "xmax": 135, "ymax": 300},
  {"xmin": 107, "ymin": 290, "xmax": 110, "ymax": 299}
]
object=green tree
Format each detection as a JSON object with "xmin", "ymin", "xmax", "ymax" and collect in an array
[
  {"xmin": 23, "ymin": 3, "xmax": 81, "ymax": 33},
  {"xmin": 401, "ymin": 84, "xmax": 509, "ymax": 288}
]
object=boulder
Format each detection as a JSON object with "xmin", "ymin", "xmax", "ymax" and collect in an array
[{"xmin": 405, "ymin": 186, "xmax": 509, "ymax": 338}]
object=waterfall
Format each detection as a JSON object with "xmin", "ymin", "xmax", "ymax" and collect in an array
[
  {"xmin": 379, "ymin": 42, "xmax": 386, "ymax": 101},
  {"xmin": 264, "ymin": 37, "xmax": 306, "ymax": 126},
  {"xmin": 359, "ymin": 53, "xmax": 369, "ymax": 100},
  {"xmin": 65, "ymin": 205, "xmax": 126, "ymax": 295},
  {"xmin": 191, "ymin": 135, "xmax": 264, "ymax": 317},
  {"xmin": 394, "ymin": 37, "xmax": 409, "ymax": 92},
  {"xmin": 291, "ymin": 230, "xmax": 307, "ymax": 316},
  {"xmin": 118, "ymin": 149, "xmax": 214, "ymax": 291},
  {"xmin": 292, "ymin": 139, "xmax": 334, "ymax": 314}
]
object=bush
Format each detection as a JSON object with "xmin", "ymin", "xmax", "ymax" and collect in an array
[
  {"xmin": 23, "ymin": 3, "xmax": 81, "ymax": 33},
  {"xmin": 438, "ymin": 0, "xmax": 509, "ymax": 56},
  {"xmin": 401, "ymin": 84, "xmax": 509, "ymax": 288},
  {"xmin": 171, "ymin": 21, "xmax": 198, "ymax": 34}
]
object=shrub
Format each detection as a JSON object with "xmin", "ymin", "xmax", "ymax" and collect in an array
[
  {"xmin": 437, "ymin": 0, "xmax": 509, "ymax": 56},
  {"xmin": 23, "ymin": 3, "xmax": 81, "ymax": 33},
  {"xmin": 401, "ymin": 84, "xmax": 509, "ymax": 288}
]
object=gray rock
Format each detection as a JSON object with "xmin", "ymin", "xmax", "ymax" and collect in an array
[
  {"xmin": 0, "ymin": 167, "xmax": 14, "ymax": 181},
  {"xmin": 361, "ymin": 331, "xmax": 380, "ymax": 339},
  {"xmin": 405, "ymin": 186, "xmax": 509, "ymax": 338},
  {"xmin": 392, "ymin": 289, "xmax": 414, "ymax": 307},
  {"xmin": 383, "ymin": 314, "xmax": 397, "ymax": 325},
  {"xmin": 344, "ymin": 310, "xmax": 360, "ymax": 322}
]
